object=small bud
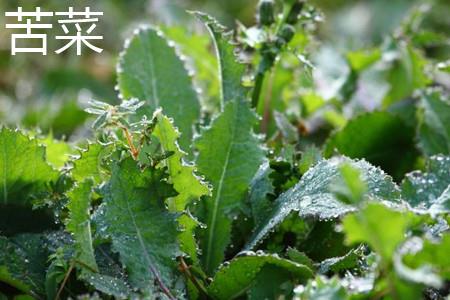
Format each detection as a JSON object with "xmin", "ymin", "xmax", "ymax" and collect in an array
[
  {"xmin": 258, "ymin": 0, "xmax": 275, "ymax": 26},
  {"xmin": 277, "ymin": 24, "xmax": 295, "ymax": 45},
  {"xmin": 286, "ymin": 0, "xmax": 304, "ymax": 25}
]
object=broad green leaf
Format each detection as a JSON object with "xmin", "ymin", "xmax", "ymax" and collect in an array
[
  {"xmin": 96, "ymin": 158, "xmax": 180, "ymax": 292},
  {"xmin": 401, "ymin": 155, "xmax": 450, "ymax": 214},
  {"xmin": 246, "ymin": 157, "xmax": 400, "ymax": 250},
  {"xmin": 193, "ymin": 12, "xmax": 248, "ymax": 105},
  {"xmin": 71, "ymin": 143, "xmax": 110, "ymax": 184},
  {"xmin": 208, "ymin": 252, "xmax": 313, "ymax": 300},
  {"xmin": 247, "ymin": 265, "xmax": 295, "ymax": 300},
  {"xmin": 324, "ymin": 111, "xmax": 418, "ymax": 180},
  {"xmin": 85, "ymin": 273, "xmax": 131, "ymax": 299},
  {"xmin": 117, "ymin": 27, "xmax": 201, "ymax": 150},
  {"xmin": 342, "ymin": 203, "xmax": 416, "ymax": 261},
  {"xmin": 195, "ymin": 99, "xmax": 265, "ymax": 274},
  {"xmin": 83, "ymin": 244, "xmax": 132, "ymax": 299},
  {"xmin": 66, "ymin": 179, "xmax": 98, "ymax": 272},
  {"xmin": 417, "ymin": 89, "xmax": 450, "ymax": 156},
  {"xmin": 153, "ymin": 110, "xmax": 210, "ymax": 263},
  {"xmin": 0, "ymin": 128, "xmax": 58, "ymax": 205},
  {"xmin": 0, "ymin": 234, "xmax": 49, "ymax": 297}
]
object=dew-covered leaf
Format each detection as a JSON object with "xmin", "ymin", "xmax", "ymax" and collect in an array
[
  {"xmin": 195, "ymin": 99, "xmax": 265, "ymax": 274},
  {"xmin": 246, "ymin": 157, "xmax": 400, "ymax": 250},
  {"xmin": 208, "ymin": 252, "xmax": 313, "ymax": 299},
  {"xmin": 153, "ymin": 110, "xmax": 210, "ymax": 263},
  {"xmin": 401, "ymin": 155, "xmax": 450, "ymax": 214},
  {"xmin": 0, "ymin": 234, "xmax": 50, "ymax": 297},
  {"xmin": 96, "ymin": 158, "xmax": 181, "ymax": 292}
]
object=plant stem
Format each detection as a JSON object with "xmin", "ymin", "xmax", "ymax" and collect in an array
[
  {"xmin": 55, "ymin": 261, "xmax": 75, "ymax": 300},
  {"xmin": 251, "ymin": 71, "xmax": 266, "ymax": 108},
  {"xmin": 179, "ymin": 257, "xmax": 209, "ymax": 298}
]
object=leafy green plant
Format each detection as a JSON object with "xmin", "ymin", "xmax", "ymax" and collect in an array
[{"xmin": 1, "ymin": 0, "xmax": 449, "ymax": 299}]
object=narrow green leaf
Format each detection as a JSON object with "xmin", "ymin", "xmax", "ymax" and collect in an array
[
  {"xmin": 0, "ymin": 128, "xmax": 58, "ymax": 205},
  {"xmin": 96, "ymin": 158, "xmax": 181, "ymax": 292},
  {"xmin": 417, "ymin": 89, "xmax": 450, "ymax": 156},
  {"xmin": 195, "ymin": 99, "xmax": 265, "ymax": 274},
  {"xmin": 117, "ymin": 27, "xmax": 201, "ymax": 150},
  {"xmin": 193, "ymin": 12, "xmax": 248, "ymax": 105},
  {"xmin": 208, "ymin": 252, "xmax": 313, "ymax": 300},
  {"xmin": 246, "ymin": 157, "xmax": 400, "ymax": 250},
  {"xmin": 66, "ymin": 179, "xmax": 98, "ymax": 272},
  {"xmin": 248, "ymin": 161, "xmax": 275, "ymax": 227},
  {"xmin": 153, "ymin": 110, "xmax": 210, "ymax": 263}
]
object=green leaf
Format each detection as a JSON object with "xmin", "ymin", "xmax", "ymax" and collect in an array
[
  {"xmin": 0, "ymin": 234, "xmax": 49, "ymax": 297},
  {"xmin": 318, "ymin": 247, "xmax": 363, "ymax": 274},
  {"xmin": 82, "ymin": 244, "xmax": 132, "ymax": 299},
  {"xmin": 342, "ymin": 203, "xmax": 416, "ymax": 261},
  {"xmin": 85, "ymin": 273, "xmax": 131, "ymax": 299},
  {"xmin": 403, "ymin": 234, "xmax": 450, "ymax": 281},
  {"xmin": 193, "ymin": 12, "xmax": 248, "ymax": 105},
  {"xmin": 96, "ymin": 158, "xmax": 181, "ymax": 292},
  {"xmin": 71, "ymin": 143, "xmax": 110, "ymax": 184},
  {"xmin": 417, "ymin": 89, "xmax": 450, "ymax": 156},
  {"xmin": 346, "ymin": 48, "xmax": 381, "ymax": 72},
  {"xmin": 330, "ymin": 163, "xmax": 367, "ymax": 205},
  {"xmin": 294, "ymin": 276, "xmax": 348, "ymax": 300},
  {"xmin": 38, "ymin": 135, "xmax": 73, "ymax": 169},
  {"xmin": 207, "ymin": 252, "xmax": 313, "ymax": 300},
  {"xmin": 382, "ymin": 42, "xmax": 430, "ymax": 108},
  {"xmin": 0, "ymin": 128, "xmax": 58, "ymax": 205},
  {"xmin": 117, "ymin": 27, "xmax": 201, "ymax": 150},
  {"xmin": 401, "ymin": 155, "xmax": 450, "ymax": 214},
  {"xmin": 66, "ymin": 179, "xmax": 98, "ymax": 272},
  {"xmin": 195, "ymin": 99, "xmax": 265, "ymax": 274},
  {"xmin": 162, "ymin": 26, "xmax": 220, "ymax": 111},
  {"xmin": 153, "ymin": 110, "xmax": 210, "ymax": 263},
  {"xmin": 324, "ymin": 111, "xmax": 418, "ymax": 180},
  {"xmin": 246, "ymin": 157, "xmax": 400, "ymax": 250},
  {"xmin": 249, "ymin": 161, "xmax": 275, "ymax": 227}
]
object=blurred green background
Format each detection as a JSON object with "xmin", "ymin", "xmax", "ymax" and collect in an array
[{"xmin": 0, "ymin": 0, "xmax": 448, "ymax": 139}]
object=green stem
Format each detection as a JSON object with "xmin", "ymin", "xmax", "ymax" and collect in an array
[{"xmin": 251, "ymin": 71, "xmax": 266, "ymax": 108}]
